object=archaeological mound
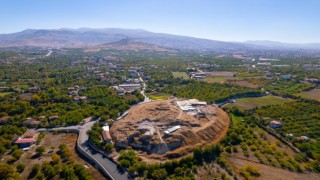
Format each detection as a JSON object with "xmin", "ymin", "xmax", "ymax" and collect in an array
[{"xmin": 110, "ymin": 99, "xmax": 230, "ymax": 161}]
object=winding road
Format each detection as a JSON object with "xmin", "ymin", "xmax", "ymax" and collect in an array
[{"xmin": 38, "ymin": 121, "xmax": 129, "ymax": 180}]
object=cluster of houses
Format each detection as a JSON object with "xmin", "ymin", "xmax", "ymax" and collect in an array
[
  {"xmin": 67, "ymin": 85, "xmax": 87, "ymax": 101},
  {"xmin": 22, "ymin": 115, "xmax": 59, "ymax": 127},
  {"xmin": 268, "ymin": 120, "xmax": 309, "ymax": 142}
]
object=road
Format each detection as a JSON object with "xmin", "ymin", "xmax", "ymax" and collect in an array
[
  {"xmin": 138, "ymin": 72, "xmax": 151, "ymax": 103},
  {"xmin": 38, "ymin": 121, "xmax": 129, "ymax": 180},
  {"xmin": 44, "ymin": 50, "xmax": 53, "ymax": 57}
]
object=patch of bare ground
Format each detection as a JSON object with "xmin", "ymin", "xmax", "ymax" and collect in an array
[
  {"xmin": 13, "ymin": 133, "xmax": 105, "ymax": 179},
  {"xmin": 301, "ymin": 88, "xmax": 320, "ymax": 101},
  {"xmin": 227, "ymin": 156, "xmax": 320, "ymax": 180},
  {"xmin": 230, "ymin": 80, "xmax": 259, "ymax": 88},
  {"xmin": 205, "ymin": 71, "xmax": 236, "ymax": 78},
  {"xmin": 196, "ymin": 163, "xmax": 233, "ymax": 180},
  {"xmin": 111, "ymin": 99, "xmax": 230, "ymax": 163}
]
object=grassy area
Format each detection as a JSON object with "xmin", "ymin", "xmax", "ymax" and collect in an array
[
  {"xmin": 202, "ymin": 77, "xmax": 227, "ymax": 83},
  {"xmin": 0, "ymin": 92, "xmax": 13, "ymax": 97},
  {"xmin": 172, "ymin": 72, "xmax": 189, "ymax": 79},
  {"xmin": 230, "ymin": 113, "xmax": 243, "ymax": 125},
  {"xmin": 227, "ymin": 95, "xmax": 294, "ymax": 110},
  {"xmin": 148, "ymin": 93, "xmax": 171, "ymax": 100}
]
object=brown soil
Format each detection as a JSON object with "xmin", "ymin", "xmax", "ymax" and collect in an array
[
  {"xmin": 227, "ymin": 156, "xmax": 320, "ymax": 180},
  {"xmin": 110, "ymin": 99, "xmax": 230, "ymax": 163},
  {"xmin": 205, "ymin": 71, "xmax": 236, "ymax": 78},
  {"xmin": 230, "ymin": 80, "xmax": 259, "ymax": 88},
  {"xmin": 301, "ymin": 88, "xmax": 320, "ymax": 101}
]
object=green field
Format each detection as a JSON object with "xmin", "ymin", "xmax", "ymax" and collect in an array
[
  {"xmin": 227, "ymin": 95, "xmax": 294, "ymax": 110},
  {"xmin": 172, "ymin": 72, "xmax": 189, "ymax": 79},
  {"xmin": 0, "ymin": 92, "xmax": 13, "ymax": 97},
  {"xmin": 148, "ymin": 93, "xmax": 171, "ymax": 100}
]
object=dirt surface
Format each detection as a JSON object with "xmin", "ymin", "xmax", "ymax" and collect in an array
[
  {"xmin": 111, "ymin": 99, "xmax": 230, "ymax": 163},
  {"xmin": 14, "ymin": 133, "xmax": 105, "ymax": 180},
  {"xmin": 301, "ymin": 88, "xmax": 320, "ymax": 101},
  {"xmin": 228, "ymin": 156, "xmax": 320, "ymax": 180},
  {"xmin": 205, "ymin": 71, "xmax": 236, "ymax": 78},
  {"xmin": 230, "ymin": 80, "xmax": 259, "ymax": 88}
]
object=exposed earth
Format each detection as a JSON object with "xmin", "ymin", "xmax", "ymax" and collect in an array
[{"xmin": 110, "ymin": 99, "xmax": 230, "ymax": 162}]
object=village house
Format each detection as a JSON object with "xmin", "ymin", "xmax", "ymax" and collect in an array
[
  {"xmin": 48, "ymin": 116, "xmax": 59, "ymax": 121},
  {"xmin": 15, "ymin": 138, "xmax": 36, "ymax": 148},
  {"xmin": 269, "ymin": 120, "xmax": 283, "ymax": 129},
  {"xmin": 297, "ymin": 136, "xmax": 309, "ymax": 142},
  {"xmin": 102, "ymin": 125, "xmax": 112, "ymax": 143},
  {"xmin": 119, "ymin": 83, "xmax": 141, "ymax": 92}
]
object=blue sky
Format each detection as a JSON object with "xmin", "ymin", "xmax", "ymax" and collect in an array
[{"xmin": 0, "ymin": 0, "xmax": 319, "ymax": 43}]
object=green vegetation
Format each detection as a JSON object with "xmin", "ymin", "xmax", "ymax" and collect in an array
[
  {"xmin": 255, "ymin": 101, "xmax": 320, "ymax": 172},
  {"xmin": 172, "ymin": 72, "xmax": 190, "ymax": 79},
  {"xmin": 118, "ymin": 144, "xmax": 223, "ymax": 179},
  {"xmin": 228, "ymin": 95, "xmax": 293, "ymax": 110},
  {"xmin": 148, "ymin": 93, "xmax": 171, "ymax": 100},
  {"xmin": 163, "ymin": 82, "xmax": 261, "ymax": 102}
]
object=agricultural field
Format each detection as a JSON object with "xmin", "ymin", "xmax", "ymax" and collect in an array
[
  {"xmin": 215, "ymin": 113, "xmax": 320, "ymax": 179},
  {"xmin": 0, "ymin": 92, "xmax": 13, "ymax": 97},
  {"xmin": 202, "ymin": 77, "xmax": 228, "ymax": 83},
  {"xmin": 229, "ymin": 80, "xmax": 259, "ymax": 88},
  {"xmin": 227, "ymin": 95, "xmax": 294, "ymax": 110},
  {"xmin": 255, "ymin": 101, "xmax": 320, "ymax": 169},
  {"xmin": 300, "ymin": 88, "xmax": 320, "ymax": 101},
  {"xmin": 172, "ymin": 71, "xmax": 189, "ymax": 79},
  {"xmin": 148, "ymin": 93, "xmax": 171, "ymax": 100}
]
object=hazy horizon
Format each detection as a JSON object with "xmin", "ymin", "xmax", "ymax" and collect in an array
[{"xmin": 1, "ymin": 0, "xmax": 319, "ymax": 43}]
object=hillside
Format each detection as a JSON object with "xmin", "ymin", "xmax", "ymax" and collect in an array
[
  {"xmin": 84, "ymin": 38, "xmax": 174, "ymax": 52},
  {"xmin": 0, "ymin": 28, "xmax": 249, "ymax": 50}
]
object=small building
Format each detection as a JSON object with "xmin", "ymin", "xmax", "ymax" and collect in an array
[
  {"xmin": 282, "ymin": 75, "xmax": 292, "ymax": 80},
  {"xmin": 102, "ymin": 125, "xmax": 110, "ymax": 131},
  {"xmin": 269, "ymin": 120, "xmax": 283, "ymax": 129},
  {"xmin": 297, "ymin": 136, "xmax": 309, "ymax": 142},
  {"xmin": 164, "ymin": 125, "xmax": 181, "ymax": 135},
  {"xmin": 102, "ymin": 130, "xmax": 112, "ymax": 143},
  {"xmin": 119, "ymin": 84, "xmax": 141, "ymax": 92},
  {"xmin": 48, "ymin": 116, "xmax": 59, "ymax": 121},
  {"xmin": 15, "ymin": 138, "xmax": 36, "ymax": 148},
  {"xmin": 117, "ymin": 88, "xmax": 125, "ymax": 95}
]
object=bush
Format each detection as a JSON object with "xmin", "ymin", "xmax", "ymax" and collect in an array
[{"xmin": 16, "ymin": 163, "xmax": 25, "ymax": 173}]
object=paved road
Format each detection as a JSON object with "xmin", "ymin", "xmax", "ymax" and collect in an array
[
  {"xmin": 38, "ymin": 121, "xmax": 129, "ymax": 180},
  {"xmin": 138, "ymin": 72, "xmax": 151, "ymax": 103},
  {"xmin": 44, "ymin": 50, "xmax": 53, "ymax": 57}
]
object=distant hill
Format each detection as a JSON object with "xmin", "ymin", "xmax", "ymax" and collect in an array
[
  {"xmin": 245, "ymin": 40, "xmax": 320, "ymax": 50},
  {"xmin": 85, "ymin": 38, "xmax": 174, "ymax": 52},
  {"xmin": 0, "ymin": 28, "xmax": 319, "ymax": 50}
]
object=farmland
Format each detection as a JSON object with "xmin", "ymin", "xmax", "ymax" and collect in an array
[
  {"xmin": 227, "ymin": 95, "xmax": 293, "ymax": 110},
  {"xmin": 172, "ymin": 72, "xmax": 189, "ymax": 79},
  {"xmin": 148, "ymin": 93, "xmax": 171, "ymax": 100},
  {"xmin": 301, "ymin": 88, "xmax": 320, "ymax": 101},
  {"xmin": 255, "ymin": 101, "xmax": 320, "ymax": 170}
]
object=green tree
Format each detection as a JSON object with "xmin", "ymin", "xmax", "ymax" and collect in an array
[{"xmin": 16, "ymin": 163, "xmax": 25, "ymax": 173}]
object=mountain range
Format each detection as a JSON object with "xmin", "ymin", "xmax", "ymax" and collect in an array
[{"xmin": 0, "ymin": 28, "xmax": 319, "ymax": 51}]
